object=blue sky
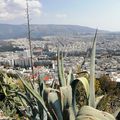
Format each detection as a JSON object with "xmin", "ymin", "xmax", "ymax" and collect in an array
[{"xmin": 0, "ymin": 0, "xmax": 120, "ymax": 31}]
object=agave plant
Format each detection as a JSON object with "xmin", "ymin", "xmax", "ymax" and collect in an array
[
  {"xmin": 16, "ymin": 50, "xmax": 75, "ymax": 120},
  {"xmin": 14, "ymin": 30, "xmax": 119, "ymax": 120}
]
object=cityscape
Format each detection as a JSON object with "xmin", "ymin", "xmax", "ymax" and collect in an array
[
  {"xmin": 0, "ymin": 33, "xmax": 120, "ymax": 84},
  {"xmin": 0, "ymin": 0, "xmax": 120, "ymax": 120}
]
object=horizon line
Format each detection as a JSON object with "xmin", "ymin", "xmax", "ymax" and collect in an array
[{"xmin": 0, "ymin": 23, "xmax": 119, "ymax": 32}]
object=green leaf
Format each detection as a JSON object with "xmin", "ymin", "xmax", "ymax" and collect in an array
[
  {"xmin": 17, "ymin": 92, "xmax": 35, "ymax": 118},
  {"xmin": 89, "ymin": 29, "xmax": 97, "ymax": 108},
  {"xmin": 95, "ymin": 95, "xmax": 104, "ymax": 108},
  {"xmin": 61, "ymin": 52, "xmax": 66, "ymax": 86},
  {"xmin": 38, "ymin": 75, "xmax": 46, "ymax": 97},
  {"xmin": 48, "ymin": 92, "xmax": 63, "ymax": 120},
  {"xmin": 57, "ymin": 49, "xmax": 65, "ymax": 86},
  {"xmin": 18, "ymin": 74, "xmax": 53, "ymax": 120},
  {"xmin": 1, "ymin": 86, "xmax": 7, "ymax": 96},
  {"xmin": 71, "ymin": 77, "xmax": 89, "ymax": 98},
  {"xmin": 67, "ymin": 69, "xmax": 72, "ymax": 86},
  {"xmin": 60, "ymin": 86, "xmax": 73, "ymax": 110},
  {"xmin": 68, "ymin": 106, "xmax": 75, "ymax": 120},
  {"xmin": 71, "ymin": 77, "xmax": 89, "ymax": 116},
  {"xmin": 77, "ymin": 106, "xmax": 115, "ymax": 120},
  {"xmin": 51, "ymin": 79, "xmax": 56, "ymax": 88}
]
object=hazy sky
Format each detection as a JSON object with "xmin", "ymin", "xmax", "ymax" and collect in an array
[{"xmin": 0, "ymin": 0, "xmax": 120, "ymax": 31}]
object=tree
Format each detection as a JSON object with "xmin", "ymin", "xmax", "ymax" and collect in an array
[{"xmin": 99, "ymin": 74, "xmax": 117, "ymax": 94}]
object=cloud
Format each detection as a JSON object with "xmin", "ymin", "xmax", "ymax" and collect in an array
[
  {"xmin": 56, "ymin": 14, "xmax": 67, "ymax": 18},
  {"xmin": 0, "ymin": 0, "xmax": 42, "ymax": 20}
]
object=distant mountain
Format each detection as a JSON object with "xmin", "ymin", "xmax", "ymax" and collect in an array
[
  {"xmin": 0, "ymin": 24, "xmax": 108, "ymax": 40},
  {"xmin": 0, "ymin": 24, "xmax": 26, "ymax": 39}
]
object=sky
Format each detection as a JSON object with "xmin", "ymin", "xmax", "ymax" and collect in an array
[{"xmin": 0, "ymin": 0, "xmax": 120, "ymax": 31}]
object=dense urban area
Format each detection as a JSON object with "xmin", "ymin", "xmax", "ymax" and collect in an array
[
  {"xmin": 0, "ymin": 25, "xmax": 120, "ymax": 119},
  {"xmin": 0, "ymin": 33, "xmax": 120, "ymax": 85}
]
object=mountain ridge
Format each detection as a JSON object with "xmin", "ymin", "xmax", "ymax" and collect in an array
[{"xmin": 0, "ymin": 24, "xmax": 111, "ymax": 40}]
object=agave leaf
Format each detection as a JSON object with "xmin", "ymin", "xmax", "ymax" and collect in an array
[
  {"xmin": 67, "ymin": 106, "xmax": 75, "ymax": 120},
  {"xmin": 38, "ymin": 75, "xmax": 46, "ymax": 97},
  {"xmin": 71, "ymin": 77, "xmax": 89, "ymax": 98},
  {"xmin": 36, "ymin": 100, "xmax": 45, "ymax": 120},
  {"xmin": 71, "ymin": 73, "xmax": 74, "ymax": 82},
  {"xmin": 37, "ymin": 75, "xmax": 46, "ymax": 120},
  {"xmin": 76, "ymin": 115, "xmax": 101, "ymax": 120},
  {"xmin": 77, "ymin": 106, "xmax": 115, "ymax": 120},
  {"xmin": 60, "ymin": 86, "xmax": 73, "ymax": 111},
  {"xmin": 71, "ymin": 77, "xmax": 89, "ymax": 116},
  {"xmin": 18, "ymin": 74, "xmax": 53, "ymax": 120},
  {"xmin": 24, "ymin": 85, "xmax": 33, "ymax": 102},
  {"xmin": 48, "ymin": 92, "xmax": 63, "ymax": 120},
  {"xmin": 60, "ymin": 86, "xmax": 75, "ymax": 120},
  {"xmin": 57, "ymin": 49, "xmax": 64, "ymax": 86},
  {"xmin": 51, "ymin": 79, "xmax": 56, "ymax": 88},
  {"xmin": 95, "ymin": 95, "xmax": 104, "ymax": 108},
  {"xmin": 17, "ymin": 92, "xmax": 36, "ymax": 118},
  {"xmin": 89, "ymin": 29, "xmax": 97, "ymax": 108},
  {"xmin": 61, "ymin": 52, "xmax": 66, "ymax": 86},
  {"xmin": 67, "ymin": 69, "xmax": 72, "ymax": 86},
  {"xmin": 77, "ymin": 71, "xmax": 90, "ymax": 79},
  {"xmin": 112, "ymin": 108, "xmax": 120, "ymax": 118}
]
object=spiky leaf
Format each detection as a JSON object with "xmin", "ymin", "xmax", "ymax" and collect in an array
[
  {"xmin": 95, "ymin": 95, "xmax": 104, "ymax": 108},
  {"xmin": 76, "ymin": 106, "xmax": 115, "ymax": 120},
  {"xmin": 89, "ymin": 29, "xmax": 97, "ymax": 108},
  {"xmin": 18, "ymin": 74, "xmax": 53, "ymax": 120},
  {"xmin": 48, "ymin": 92, "xmax": 63, "ymax": 120}
]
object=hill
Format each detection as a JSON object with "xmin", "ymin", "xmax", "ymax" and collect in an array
[{"xmin": 0, "ymin": 24, "xmax": 107, "ymax": 40}]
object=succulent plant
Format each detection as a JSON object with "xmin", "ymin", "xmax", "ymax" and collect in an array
[
  {"xmin": 1, "ymin": 30, "xmax": 119, "ymax": 120},
  {"xmin": 76, "ymin": 106, "xmax": 115, "ymax": 120},
  {"xmin": 0, "ymin": 71, "xmax": 23, "ymax": 119}
]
